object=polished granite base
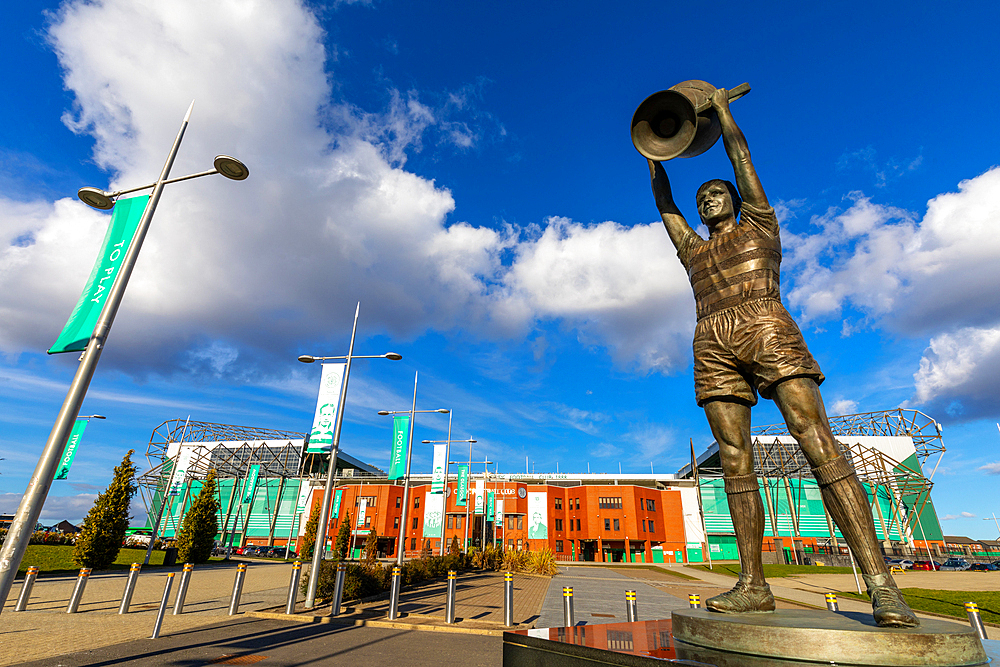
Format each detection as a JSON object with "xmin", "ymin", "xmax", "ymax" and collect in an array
[{"xmin": 503, "ymin": 613, "xmax": 993, "ymax": 667}]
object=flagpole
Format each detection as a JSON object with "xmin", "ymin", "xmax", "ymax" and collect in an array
[
  {"xmin": 304, "ymin": 303, "xmax": 359, "ymax": 609},
  {"xmin": 0, "ymin": 104, "xmax": 200, "ymax": 613}
]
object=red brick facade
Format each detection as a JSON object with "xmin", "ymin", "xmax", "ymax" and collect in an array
[{"xmin": 299, "ymin": 479, "xmax": 691, "ymax": 563}]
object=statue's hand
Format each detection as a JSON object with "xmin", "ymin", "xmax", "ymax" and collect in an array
[
  {"xmin": 711, "ymin": 87, "xmax": 731, "ymax": 113},
  {"xmin": 648, "ymin": 159, "xmax": 675, "ymax": 213}
]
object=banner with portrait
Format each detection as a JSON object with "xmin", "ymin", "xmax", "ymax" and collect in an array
[
  {"xmin": 527, "ymin": 492, "xmax": 548, "ymax": 539},
  {"xmin": 306, "ymin": 364, "xmax": 346, "ymax": 453},
  {"xmin": 422, "ymin": 491, "xmax": 444, "ymax": 538}
]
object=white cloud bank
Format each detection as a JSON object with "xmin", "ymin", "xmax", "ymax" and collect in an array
[
  {"xmin": 3, "ymin": 0, "xmax": 999, "ymax": 421},
  {"xmin": 0, "ymin": 0, "xmax": 693, "ymax": 381}
]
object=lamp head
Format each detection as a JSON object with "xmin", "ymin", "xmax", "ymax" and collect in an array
[
  {"xmin": 297, "ymin": 355, "xmax": 316, "ymax": 363},
  {"xmin": 436, "ymin": 409, "xmax": 450, "ymax": 413},
  {"xmin": 214, "ymin": 155, "xmax": 250, "ymax": 180},
  {"xmin": 384, "ymin": 352, "xmax": 403, "ymax": 361},
  {"xmin": 78, "ymin": 187, "xmax": 115, "ymax": 210},
  {"xmin": 421, "ymin": 440, "xmax": 431, "ymax": 443},
  {"xmin": 377, "ymin": 411, "xmax": 390, "ymax": 416}
]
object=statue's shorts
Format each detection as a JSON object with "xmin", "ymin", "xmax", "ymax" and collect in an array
[{"xmin": 692, "ymin": 297, "xmax": 824, "ymax": 407}]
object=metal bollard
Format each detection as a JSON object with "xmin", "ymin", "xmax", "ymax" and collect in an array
[
  {"xmin": 66, "ymin": 568, "xmax": 92, "ymax": 613},
  {"xmin": 286, "ymin": 561, "xmax": 302, "ymax": 615},
  {"xmin": 825, "ymin": 593, "xmax": 840, "ymax": 612},
  {"xmin": 625, "ymin": 589, "xmax": 638, "ymax": 622},
  {"xmin": 119, "ymin": 563, "xmax": 142, "ymax": 614},
  {"xmin": 445, "ymin": 570, "xmax": 457, "ymax": 624},
  {"xmin": 150, "ymin": 573, "xmax": 174, "ymax": 639},
  {"xmin": 503, "ymin": 572, "xmax": 514, "ymax": 627},
  {"xmin": 173, "ymin": 563, "xmax": 194, "ymax": 615},
  {"xmin": 562, "ymin": 586, "xmax": 575, "ymax": 627},
  {"xmin": 388, "ymin": 566, "xmax": 402, "ymax": 620},
  {"xmin": 688, "ymin": 593, "xmax": 700, "ymax": 609},
  {"xmin": 15, "ymin": 566, "xmax": 39, "ymax": 612},
  {"xmin": 228, "ymin": 563, "xmax": 247, "ymax": 615},
  {"xmin": 966, "ymin": 602, "xmax": 988, "ymax": 640},
  {"xmin": 330, "ymin": 562, "xmax": 347, "ymax": 616}
]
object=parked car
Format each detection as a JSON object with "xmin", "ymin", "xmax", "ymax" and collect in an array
[
  {"xmin": 889, "ymin": 559, "xmax": 914, "ymax": 569},
  {"xmin": 940, "ymin": 558, "xmax": 971, "ymax": 571},
  {"xmin": 969, "ymin": 563, "xmax": 999, "ymax": 572},
  {"xmin": 911, "ymin": 560, "xmax": 941, "ymax": 571}
]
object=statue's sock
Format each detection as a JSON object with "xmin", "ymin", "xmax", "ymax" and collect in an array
[{"xmin": 725, "ymin": 473, "xmax": 765, "ymax": 582}]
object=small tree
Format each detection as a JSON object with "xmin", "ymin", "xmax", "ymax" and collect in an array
[
  {"xmin": 175, "ymin": 470, "xmax": 220, "ymax": 563},
  {"xmin": 335, "ymin": 512, "xmax": 352, "ymax": 559},
  {"xmin": 73, "ymin": 450, "xmax": 137, "ymax": 570},
  {"xmin": 300, "ymin": 501, "xmax": 321, "ymax": 559},
  {"xmin": 420, "ymin": 538, "xmax": 432, "ymax": 559},
  {"xmin": 363, "ymin": 528, "xmax": 379, "ymax": 568},
  {"xmin": 449, "ymin": 534, "xmax": 461, "ymax": 556}
]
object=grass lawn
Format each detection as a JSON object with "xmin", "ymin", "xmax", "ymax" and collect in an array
[
  {"xmin": 17, "ymin": 545, "xmax": 166, "ymax": 577},
  {"xmin": 840, "ymin": 589, "xmax": 1000, "ymax": 625},
  {"xmin": 695, "ymin": 563, "xmax": 857, "ymax": 578}
]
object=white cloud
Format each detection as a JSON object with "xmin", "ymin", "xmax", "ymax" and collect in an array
[
  {"xmin": 829, "ymin": 399, "xmax": 858, "ymax": 416},
  {"xmin": 0, "ymin": 0, "xmax": 698, "ymax": 382},
  {"xmin": 940, "ymin": 511, "xmax": 976, "ymax": 521},
  {"xmin": 913, "ymin": 327, "xmax": 1000, "ymax": 417},
  {"xmin": 781, "ymin": 168, "xmax": 1000, "ymax": 417},
  {"xmin": 979, "ymin": 462, "xmax": 1000, "ymax": 475}
]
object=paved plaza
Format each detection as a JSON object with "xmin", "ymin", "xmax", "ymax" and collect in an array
[{"xmin": 1, "ymin": 559, "xmax": 995, "ymax": 665}]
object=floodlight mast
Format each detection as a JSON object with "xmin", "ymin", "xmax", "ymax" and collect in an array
[{"xmin": 0, "ymin": 103, "xmax": 248, "ymax": 615}]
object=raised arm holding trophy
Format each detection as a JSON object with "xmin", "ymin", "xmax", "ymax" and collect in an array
[{"xmin": 633, "ymin": 80, "xmax": 918, "ymax": 628}]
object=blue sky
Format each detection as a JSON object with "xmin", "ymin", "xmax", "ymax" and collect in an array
[{"xmin": 2, "ymin": 0, "xmax": 999, "ymax": 539}]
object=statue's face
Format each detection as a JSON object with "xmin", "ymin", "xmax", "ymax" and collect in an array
[{"xmin": 697, "ymin": 183, "xmax": 734, "ymax": 225}]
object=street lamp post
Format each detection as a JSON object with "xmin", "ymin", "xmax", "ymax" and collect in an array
[
  {"xmin": 298, "ymin": 304, "xmax": 402, "ymax": 609},
  {"xmin": 422, "ymin": 428, "xmax": 476, "ymax": 556},
  {"xmin": 378, "ymin": 373, "xmax": 448, "ymax": 566},
  {"xmin": 0, "ymin": 103, "xmax": 248, "ymax": 614}
]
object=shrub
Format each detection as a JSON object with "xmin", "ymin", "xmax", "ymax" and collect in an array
[
  {"xmin": 529, "ymin": 548, "xmax": 558, "ymax": 575},
  {"xmin": 335, "ymin": 512, "xmax": 351, "ymax": 559},
  {"xmin": 363, "ymin": 529, "xmax": 379, "ymax": 568},
  {"xmin": 449, "ymin": 535, "xmax": 461, "ymax": 555},
  {"xmin": 300, "ymin": 501, "xmax": 321, "ymax": 560},
  {"xmin": 420, "ymin": 539, "xmax": 432, "ymax": 559},
  {"xmin": 175, "ymin": 470, "xmax": 220, "ymax": 563},
  {"xmin": 73, "ymin": 450, "xmax": 137, "ymax": 570},
  {"xmin": 502, "ymin": 549, "xmax": 530, "ymax": 572}
]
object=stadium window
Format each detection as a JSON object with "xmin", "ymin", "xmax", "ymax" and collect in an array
[
  {"xmin": 639, "ymin": 498, "xmax": 645, "ymax": 510},
  {"xmin": 395, "ymin": 496, "xmax": 401, "ymax": 508},
  {"xmin": 447, "ymin": 515, "xmax": 454, "ymax": 529},
  {"xmin": 556, "ymin": 540, "xmax": 563, "ymax": 553},
  {"xmin": 412, "ymin": 517, "xmax": 418, "ymax": 529},
  {"xmin": 642, "ymin": 519, "xmax": 647, "ymax": 532},
  {"xmin": 605, "ymin": 518, "xmax": 611, "ymax": 531},
  {"xmin": 576, "ymin": 498, "xmax": 581, "ymax": 509},
  {"xmin": 554, "ymin": 498, "xmax": 563, "ymax": 510},
  {"xmin": 576, "ymin": 518, "xmax": 581, "ymax": 531},
  {"xmin": 414, "ymin": 497, "xmax": 420, "ymax": 508},
  {"xmin": 365, "ymin": 516, "xmax": 372, "ymax": 528},
  {"xmin": 394, "ymin": 517, "xmax": 399, "ymax": 529},
  {"xmin": 410, "ymin": 538, "xmax": 416, "ymax": 551},
  {"xmin": 614, "ymin": 519, "xmax": 620, "ymax": 531},
  {"xmin": 649, "ymin": 520, "xmax": 655, "ymax": 533},
  {"xmin": 555, "ymin": 518, "xmax": 563, "ymax": 531},
  {"xmin": 517, "ymin": 516, "xmax": 524, "ymax": 530},
  {"xmin": 647, "ymin": 499, "xmax": 656, "ymax": 511}
]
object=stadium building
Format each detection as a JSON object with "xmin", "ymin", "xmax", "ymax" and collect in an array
[{"xmin": 138, "ymin": 409, "xmax": 945, "ymax": 564}]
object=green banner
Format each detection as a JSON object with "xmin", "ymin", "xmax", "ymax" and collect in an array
[
  {"xmin": 456, "ymin": 465, "xmax": 469, "ymax": 506},
  {"xmin": 388, "ymin": 415, "xmax": 410, "ymax": 480},
  {"xmin": 54, "ymin": 419, "xmax": 89, "ymax": 480},
  {"xmin": 486, "ymin": 490, "xmax": 495, "ymax": 522},
  {"xmin": 242, "ymin": 464, "xmax": 261, "ymax": 503},
  {"xmin": 332, "ymin": 488, "xmax": 343, "ymax": 518},
  {"xmin": 48, "ymin": 195, "xmax": 150, "ymax": 354}
]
